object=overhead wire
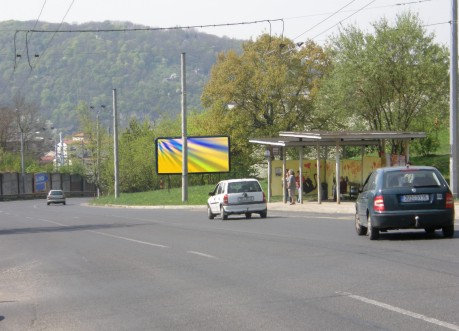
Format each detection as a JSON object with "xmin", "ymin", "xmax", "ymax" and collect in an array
[
  {"xmin": 310, "ymin": 0, "xmax": 378, "ymax": 41},
  {"xmin": 293, "ymin": 0, "xmax": 358, "ymax": 40},
  {"xmin": 13, "ymin": 0, "xmax": 76, "ymax": 94},
  {"xmin": 8, "ymin": 0, "xmax": 439, "ymax": 91},
  {"xmin": 290, "ymin": 0, "xmax": 434, "ymax": 42}
]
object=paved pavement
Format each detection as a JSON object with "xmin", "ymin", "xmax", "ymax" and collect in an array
[
  {"xmin": 268, "ymin": 200, "xmax": 355, "ymax": 214},
  {"xmin": 268, "ymin": 200, "xmax": 459, "ymax": 222}
]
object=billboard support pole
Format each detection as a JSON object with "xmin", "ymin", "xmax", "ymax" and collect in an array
[{"xmin": 181, "ymin": 53, "xmax": 188, "ymax": 202}]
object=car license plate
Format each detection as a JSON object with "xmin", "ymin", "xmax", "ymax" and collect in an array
[
  {"xmin": 400, "ymin": 194, "xmax": 429, "ymax": 202},
  {"xmin": 238, "ymin": 196, "xmax": 254, "ymax": 202}
]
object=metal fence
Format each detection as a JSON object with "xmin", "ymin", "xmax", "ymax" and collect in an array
[{"xmin": 0, "ymin": 172, "xmax": 96, "ymax": 201}]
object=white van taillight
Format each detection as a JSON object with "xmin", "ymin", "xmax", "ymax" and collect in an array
[
  {"xmin": 262, "ymin": 192, "xmax": 266, "ymax": 203},
  {"xmin": 446, "ymin": 192, "xmax": 454, "ymax": 209},
  {"xmin": 374, "ymin": 195, "xmax": 385, "ymax": 212},
  {"xmin": 223, "ymin": 194, "xmax": 228, "ymax": 205}
]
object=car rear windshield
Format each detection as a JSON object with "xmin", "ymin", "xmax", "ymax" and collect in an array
[
  {"xmin": 383, "ymin": 170, "xmax": 442, "ymax": 189},
  {"xmin": 227, "ymin": 181, "xmax": 262, "ymax": 193},
  {"xmin": 50, "ymin": 191, "xmax": 63, "ymax": 195}
]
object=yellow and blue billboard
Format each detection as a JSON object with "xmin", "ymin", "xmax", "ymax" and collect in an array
[{"xmin": 155, "ymin": 136, "xmax": 230, "ymax": 174}]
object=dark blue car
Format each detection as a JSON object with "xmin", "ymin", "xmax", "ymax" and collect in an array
[{"xmin": 355, "ymin": 166, "xmax": 455, "ymax": 240}]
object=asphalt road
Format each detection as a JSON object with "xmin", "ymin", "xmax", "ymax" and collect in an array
[{"xmin": 1, "ymin": 198, "xmax": 459, "ymax": 331}]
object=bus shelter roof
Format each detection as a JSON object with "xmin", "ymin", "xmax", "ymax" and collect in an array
[{"xmin": 249, "ymin": 131, "xmax": 426, "ymax": 147}]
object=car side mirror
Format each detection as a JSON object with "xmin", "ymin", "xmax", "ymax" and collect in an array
[{"xmin": 208, "ymin": 192, "xmax": 214, "ymax": 196}]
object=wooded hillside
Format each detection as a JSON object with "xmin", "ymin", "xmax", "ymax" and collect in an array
[{"xmin": 0, "ymin": 21, "xmax": 242, "ymax": 132}]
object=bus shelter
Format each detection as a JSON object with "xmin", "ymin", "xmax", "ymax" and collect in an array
[{"xmin": 249, "ymin": 131, "xmax": 426, "ymax": 204}]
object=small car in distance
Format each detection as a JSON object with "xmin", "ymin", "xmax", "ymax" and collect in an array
[
  {"xmin": 47, "ymin": 189, "xmax": 66, "ymax": 205},
  {"xmin": 207, "ymin": 178, "xmax": 267, "ymax": 220},
  {"xmin": 355, "ymin": 166, "xmax": 454, "ymax": 240}
]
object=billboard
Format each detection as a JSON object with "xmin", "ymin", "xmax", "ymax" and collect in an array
[
  {"xmin": 34, "ymin": 173, "xmax": 49, "ymax": 192},
  {"xmin": 155, "ymin": 136, "xmax": 230, "ymax": 174}
]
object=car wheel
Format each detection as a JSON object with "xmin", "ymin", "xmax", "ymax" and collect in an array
[
  {"xmin": 355, "ymin": 212, "xmax": 367, "ymax": 236},
  {"xmin": 63, "ymin": 202, "xmax": 66, "ymax": 205},
  {"xmin": 442, "ymin": 224, "xmax": 454, "ymax": 238},
  {"xmin": 47, "ymin": 202, "xmax": 50, "ymax": 206},
  {"xmin": 220, "ymin": 206, "xmax": 228, "ymax": 220},
  {"xmin": 260, "ymin": 211, "xmax": 267, "ymax": 218},
  {"xmin": 245, "ymin": 212, "xmax": 252, "ymax": 219},
  {"xmin": 367, "ymin": 214, "xmax": 379, "ymax": 240},
  {"xmin": 424, "ymin": 228, "xmax": 435, "ymax": 235},
  {"xmin": 207, "ymin": 206, "xmax": 215, "ymax": 220}
]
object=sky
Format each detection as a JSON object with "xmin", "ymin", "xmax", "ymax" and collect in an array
[{"xmin": 0, "ymin": 0, "xmax": 454, "ymax": 46}]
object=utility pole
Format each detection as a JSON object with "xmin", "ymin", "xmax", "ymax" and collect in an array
[
  {"xmin": 15, "ymin": 108, "xmax": 25, "ymax": 194},
  {"xmin": 20, "ymin": 130, "xmax": 25, "ymax": 194},
  {"xmin": 97, "ymin": 105, "xmax": 105, "ymax": 198},
  {"xmin": 450, "ymin": 0, "xmax": 458, "ymax": 197},
  {"xmin": 181, "ymin": 52, "xmax": 188, "ymax": 202},
  {"xmin": 113, "ymin": 89, "xmax": 120, "ymax": 199}
]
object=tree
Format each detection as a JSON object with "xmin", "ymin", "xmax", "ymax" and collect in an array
[
  {"xmin": 0, "ymin": 106, "xmax": 16, "ymax": 149},
  {"xmin": 316, "ymin": 12, "xmax": 449, "ymax": 155},
  {"xmin": 201, "ymin": 34, "xmax": 330, "ymax": 171}
]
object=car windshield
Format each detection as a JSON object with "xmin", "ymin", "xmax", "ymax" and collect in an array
[
  {"xmin": 384, "ymin": 170, "xmax": 441, "ymax": 189},
  {"xmin": 227, "ymin": 181, "xmax": 261, "ymax": 193}
]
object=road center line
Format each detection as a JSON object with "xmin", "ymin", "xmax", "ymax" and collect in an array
[
  {"xmin": 88, "ymin": 230, "xmax": 169, "ymax": 248},
  {"xmin": 187, "ymin": 251, "xmax": 218, "ymax": 259},
  {"xmin": 337, "ymin": 291, "xmax": 459, "ymax": 330},
  {"xmin": 39, "ymin": 218, "xmax": 169, "ymax": 248}
]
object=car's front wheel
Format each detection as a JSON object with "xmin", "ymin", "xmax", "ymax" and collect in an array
[
  {"xmin": 367, "ymin": 214, "xmax": 379, "ymax": 240},
  {"xmin": 355, "ymin": 212, "xmax": 367, "ymax": 236},
  {"xmin": 245, "ymin": 212, "xmax": 252, "ymax": 219},
  {"xmin": 207, "ymin": 206, "xmax": 215, "ymax": 220}
]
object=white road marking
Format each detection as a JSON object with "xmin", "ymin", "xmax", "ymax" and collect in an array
[
  {"xmin": 39, "ymin": 218, "xmax": 169, "ymax": 248},
  {"xmin": 187, "ymin": 251, "xmax": 218, "ymax": 259},
  {"xmin": 88, "ymin": 230, "xmax": 169, "ymax": 248},
  {"xmin": 337, "ymin": 291, "xmax": 459, "ymax": 330}
]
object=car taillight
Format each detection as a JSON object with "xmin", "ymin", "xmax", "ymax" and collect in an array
[
  {"xmin": 374, "ymin": 195, "xmax": 385, "ymax": 212},
  {"xmin": 446, "ymin": 192, "xmax": 454, "ymax": 209},
  {"xmin": 223, "ymin": 194, "xmax": 228, "ymax": 205},
  {"xmin": 262, "ymin": 192, "xmax": 266, "ymax": 203}
]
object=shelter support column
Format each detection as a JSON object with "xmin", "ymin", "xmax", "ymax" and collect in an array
[
  {"xmin": 317, "ymin": 142, "xmax": 321, "ymax": 204},
  {"xmin": 361, "ymin": 146, "xmax": 365, "ymax": 185},
  {"xmin": 336, "ymin": 141, "xmax": 341, "ymax": 204},
  {"xmin": 299, "ymin": 146, "xmax": 303, "ymax": 204},
  {"xmin": 283, "ymin": 147, "xmax": 287, "ymax": 203},
  {"xmin": 405, "ymin": 140, "xmax": 410, "ymax": 164},
  {"xmin": 267, "ymin": 150, "xmax": 272, "ymax": 202}
]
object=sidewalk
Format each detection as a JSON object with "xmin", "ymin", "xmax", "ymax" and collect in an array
[
  {"xmin": 268, "ymin": 200, "xmax": 355, "ymax": 214},
  {"xmin": 268, "ymin": 200, "xmax": 459, "ymax": 219}
]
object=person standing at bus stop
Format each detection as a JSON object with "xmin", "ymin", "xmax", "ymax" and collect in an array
[{"xmin": 287, "ymin": 169, "xmax": 296, "ymax": 205}]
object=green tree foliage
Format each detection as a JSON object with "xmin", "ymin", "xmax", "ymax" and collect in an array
[
  {"xmin": 316, "ymin": 12, "xmax": 449, "ymax": 155},
  {"xmin": 201, "ymin": 35, "xmax": 330, "ymax": 171},
  {"xmin": 99, "ymin": 119, "xmax": 157, "ymax": 193}
]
